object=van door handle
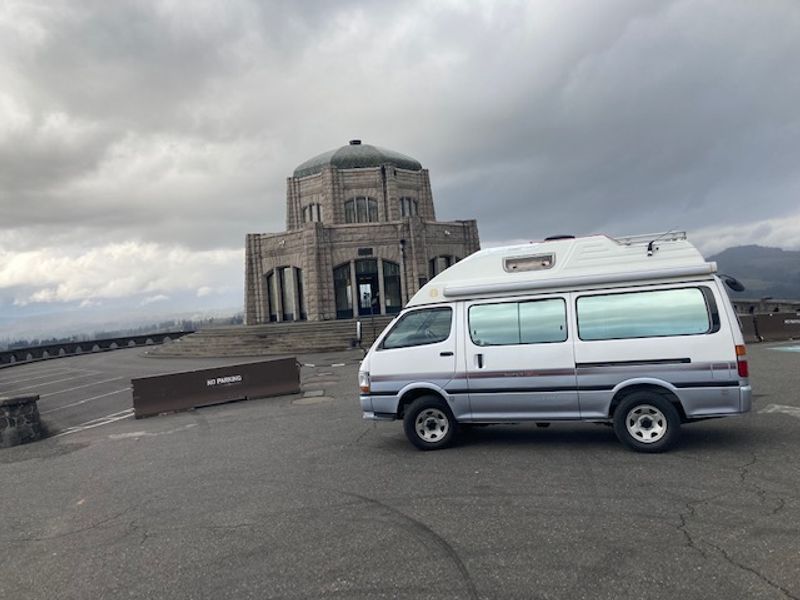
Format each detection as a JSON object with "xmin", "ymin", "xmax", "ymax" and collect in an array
[
  {"xmin": 476, "ymin": 353, "xmax": 484, "ymax": 368},
  {"xmin": 439, "ymin": 351, "xmax": 454, "ymax": 357}
]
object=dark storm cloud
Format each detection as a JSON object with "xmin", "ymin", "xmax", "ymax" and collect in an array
[{"xmin": 1, "ymin": 0, "xmax": 799, "ymax": 308}]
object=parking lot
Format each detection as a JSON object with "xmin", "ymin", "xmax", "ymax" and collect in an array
[{"xmin": 1, "ymin": 344, "xmax": 798, "ymax": 599}]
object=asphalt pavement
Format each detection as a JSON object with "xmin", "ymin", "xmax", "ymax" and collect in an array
[{"xmin": 0, "ymin": 343, "xmax": 798, "ymax": 599}]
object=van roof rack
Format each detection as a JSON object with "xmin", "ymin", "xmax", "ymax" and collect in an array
[{"xmin": 613, "ymin": 231, "xmax": 687, "ymax": 246}]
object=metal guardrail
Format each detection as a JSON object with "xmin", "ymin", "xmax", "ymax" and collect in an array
[
  {"xmin": 131, "ymin": 357, "xmax": 300, "ymax": 418},
  {"xmin": 0, "ymin": 331, "xmax": 194, "ymax": 368}
]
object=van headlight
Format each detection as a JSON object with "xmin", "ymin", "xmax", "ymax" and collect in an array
[{"xmin": 358, "ymin": 372, "xmax": 370, "ymax": 394}]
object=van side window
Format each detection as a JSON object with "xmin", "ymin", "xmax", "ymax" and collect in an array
[
  {"xmin": 469, "ymin": 298, "xmax": 567, "ymax": 346},
  {"xmin": 381, "ymin": 307, "xmax": 452, "ymax": 349},
  {"xmin": 577, "ymin": 287, "xmax": 713, "ymax": 341}
]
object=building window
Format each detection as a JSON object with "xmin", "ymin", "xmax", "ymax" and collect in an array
[
  {"xmin": 266, "ymin": 271, "xmax": 277, "ymax": 322},
  {"xmin": 333, "ymin": 264, "xmax": 353, "ymax": 319},
  {"xmin": 303, "ymin": 203, "xmax": 321, "ymax": 223},
  {"xmin": 345, "ymin": 197, "xmax": 378, "ymax": 223},
  {"xmin": 429, "ymin": 255, "xmax": 455, "ymax": 279},
  {"xmin": 400, "ymin": 197, "xmax": 418, "ymax": 217},
  {"xmin": 383, "ymin": 261, "xmax": 402, "ymax": 315}
]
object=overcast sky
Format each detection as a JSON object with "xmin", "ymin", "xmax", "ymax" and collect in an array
[{"xmin": 1, "ymin": 0, "xmax": 799, "ymax": 334}]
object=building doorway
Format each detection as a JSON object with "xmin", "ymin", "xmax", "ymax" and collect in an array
[{"xmin": 356, "ymin": 259, "xmax": 380, "ymax": 316}]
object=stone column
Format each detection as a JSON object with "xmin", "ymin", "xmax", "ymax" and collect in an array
[
  {"xmin": 377, "ymin": 257, "xmax": 386, "ymax": 315},
  {"xmin": 349, "ymin": 260, "xmax": 358, "ymax": 318}
]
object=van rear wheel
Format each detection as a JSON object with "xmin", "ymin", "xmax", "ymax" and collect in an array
[
  {"xmin": 613, "ymin": 392, "xmax": 680, "ymax": 453},
  {"xmin": 403, "ymin": 396, "xmax": 457, "ymax": 451}
]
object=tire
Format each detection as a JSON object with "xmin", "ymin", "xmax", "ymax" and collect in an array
[
  {"xmin": 403, "ymin": 396, "xmax": 458, "ymax": 451},
  {"xmin": 613, "ymin": 391, "xmax": 681, "ymax": 453}
]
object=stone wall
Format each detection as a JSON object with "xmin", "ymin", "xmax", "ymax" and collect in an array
[{"xmin": 0, "ymin": 395, "xmax": 44, "ymax": 448}]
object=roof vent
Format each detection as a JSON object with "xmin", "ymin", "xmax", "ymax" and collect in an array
[
  {"xmin": 349, "ymin": 139, "xmax": 362, "ymax": 145},
  {"xmin": 544, "ymin": 235, "xmax": 575, "ymax": 241},
  {"xmin": 504, "ymin": 253, "xmax": 555, "ymax": 273}
]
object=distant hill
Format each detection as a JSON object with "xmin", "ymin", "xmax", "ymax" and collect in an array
[{"xmin": 707, "ymin": 245, "xmax": 800, "ymax": 299}]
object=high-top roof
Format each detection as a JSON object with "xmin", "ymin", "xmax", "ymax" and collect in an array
[
  {"xmin": 292, "ymin": 139, "xmax": 423, "ymax": 178},
  {"xmin": 409, "ymin": 232, "xmax": 716, "ymax": 306}
]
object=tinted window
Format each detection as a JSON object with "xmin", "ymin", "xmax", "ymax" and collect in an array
[
  {"xmin": 469, "ymin": 298, "xmax": 567, "ymax": 346},
  {"xmin": 381, "ymin": 308, "xmax": 452, "ymax": 349},
  {"xmin": 577, "ymin": 288, "xmax": 711, "ymax": 341}
]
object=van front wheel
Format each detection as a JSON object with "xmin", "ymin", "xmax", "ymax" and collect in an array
[
  {"xmin": 403, "ymin": 396, "xmax": 457, "ymax": 451},
  {"xmin": 613, "ymin": 392, "xmax": 680, "ymax": 453}
]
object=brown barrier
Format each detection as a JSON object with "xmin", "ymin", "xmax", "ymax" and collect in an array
[
  {"xmin": 739, "ymin": 315, "xmax": 758, "ymax": 344},
  {"xmin": 132, "ymin": 357, "xmax": 300, "ymax": 419},
  {"xmin": 754, "ymin": 313, "xmax": 800, "ymax": 343}
]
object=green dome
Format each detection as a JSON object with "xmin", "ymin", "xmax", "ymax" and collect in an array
[{"xmin": 293, "ymin": 140, "xmax": 422, "ymax": 178}]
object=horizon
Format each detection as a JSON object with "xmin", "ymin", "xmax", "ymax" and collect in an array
[{"xmin": 2, "ymin": 2, "xmax": 800, "ymax": 340}]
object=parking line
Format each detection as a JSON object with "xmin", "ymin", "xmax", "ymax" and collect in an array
[
  {"xmin": 40, "ymin": 387, "xmax": 132, "ymax": 415},
  {"xmin": 0, "ymin": 368, "xmax": 75, "ymax": 385},
  {"xmin": 39, "ymin": 377, "xmax": 126, "ymax": 398},
  {"xmin": 9, "ymin": 372, "xmax": 106, "ymax": 393},
  {"xmin": 54, "ymin": 409, "xmax": 135, "ymax": 437}
]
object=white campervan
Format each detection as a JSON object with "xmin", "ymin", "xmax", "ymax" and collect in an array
[{"xmin": 358, "ymin": 232, "xmax": 751, "ymax": 453}]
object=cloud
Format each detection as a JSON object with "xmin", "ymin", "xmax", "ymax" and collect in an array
[
  {"xmin": 692, "ymin": 211, "xmax": 800, "ymax": 257},
  {"xmin": 0, "ymin": 0, "xmax": 799, "ymax": 326},
  {"xmin": 0, "ymin": 242, "xmax": 242, "ymax": 305},
  {"xmin": 140, "ymin": 294, "xmax": 169, "ymax": 306}
]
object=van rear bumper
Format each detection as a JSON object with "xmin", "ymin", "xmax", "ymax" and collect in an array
[{"xmin": 740, "ymin": 384, "xmax": 752, "ymax": 413}]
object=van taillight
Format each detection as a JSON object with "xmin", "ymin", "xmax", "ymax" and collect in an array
[{"xmin": 736, "ymin": 345, "xmax": 748, "ymax": 378}]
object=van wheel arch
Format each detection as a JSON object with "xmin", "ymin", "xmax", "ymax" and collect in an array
[
  {"xmin": 609, "ymin": 384, "xmax": 687, "ymax": 422},
  {"xmin": 398, "ymin": 388, "xmax": 445, "ymax": 419}
]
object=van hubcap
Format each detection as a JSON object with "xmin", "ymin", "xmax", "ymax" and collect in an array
[
  {"xmin": 415, "ymin": 408, "xmax": 449, "ymax": 442},
  {"xmin": 626, "ymin": 404, "xmax": 667, "ymax": 443}
]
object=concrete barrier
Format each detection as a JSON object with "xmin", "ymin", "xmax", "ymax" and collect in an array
[
  {"xmin": 740, "ymin": 315, "xmax": 758, "ymax": 343},
  {"xmin": 1, "ymin": 395, "xmax": 44, "ymax": 448},
  {"xmin": 755, "ymin": 313, "xmax": 800, "ymax": 342},
  {"xmin": 131, "ymin": 357, "xmax": 300, "ymax": 418}
]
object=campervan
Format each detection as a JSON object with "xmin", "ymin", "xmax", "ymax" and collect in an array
[{"xmin": 358, "ymin": 232, "xmax": 751, "ymax": 452}]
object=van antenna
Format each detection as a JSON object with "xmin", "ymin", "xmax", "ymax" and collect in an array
[{"xmin": 646, "ymin": 229, "xmax": 676, "ymax": 257}]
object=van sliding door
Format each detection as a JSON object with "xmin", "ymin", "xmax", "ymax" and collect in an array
[{"xmin": 464, "ymin": 295, "xmax": 579, "ymax": 421}]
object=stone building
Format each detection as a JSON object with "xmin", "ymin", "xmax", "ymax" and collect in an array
[{"xmin": 245, "ymin": 140, "xmax": 481, "ymax": 323}]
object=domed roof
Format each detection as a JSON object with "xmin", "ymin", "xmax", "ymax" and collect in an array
[{"xmin": 293, "ymin": 140, "xmax": 422, "ymax": 178}]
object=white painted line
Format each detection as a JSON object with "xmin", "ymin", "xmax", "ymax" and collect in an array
[
  {"xmin": 40, "ymin": 387, "xmax": 132, "ymax": 415},
  {"xmin": 0, "ymin": 368, "xmax": 75, "ymax": 385},
  {"xmin": 79, "ymin": 408, "xmax": 134, "ymax": 425},
  {"xmin": 331, "ymin": 363, "xmax": 345, "ymax": 367},
  {"xmin": 303, "ymin": 363, "xmax": 316, "ymax": 367},
  {"xmin": 9, "ymin": 372, "xmax": 106, "ymax": 393},
  {"xmin": 54, "ymin": 409, "xmax": 135, "ymax": 437},
  {"xmin": 759, "ymin": 404, "xmax": 800, "ymax": 419},
  {"xmin": 39, "ymin": 377, "xmax": 126, "ymax": 398},
  {"xmin": 108, "ymin": 423, "xmax": 197, "ymax": 440}
]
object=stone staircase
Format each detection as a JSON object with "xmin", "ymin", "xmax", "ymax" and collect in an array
[{"xmin": 146, "ymin": 316, "xmax": 395, "ymax": 358}]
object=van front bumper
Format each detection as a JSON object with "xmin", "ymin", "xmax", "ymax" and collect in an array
[
  {"xmin": 360, "ymin": 393, "xmax": 400, "ymax": 420},
  {"xmin": 362, "ymin": 411, "xmax": 397, "ymax": 421}
]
